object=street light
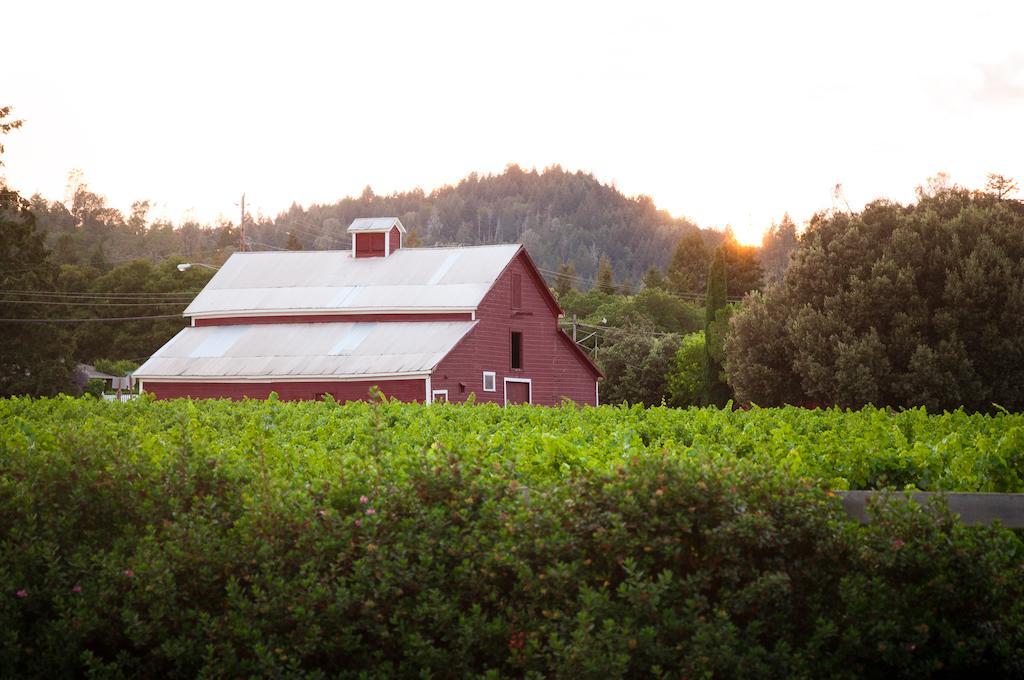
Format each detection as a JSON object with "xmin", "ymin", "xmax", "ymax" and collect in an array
[{"xmin": 176, "ymin": 263, "xmax": 220, "ymax": 272}]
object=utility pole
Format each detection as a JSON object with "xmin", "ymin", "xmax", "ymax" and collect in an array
[
  {"xmin": 572, "ymin": 314, "xmax": 577, "ymax": 342},
  {"xmin": 239, "ymin": 193, "xmax": 247, "ymax": 252}
]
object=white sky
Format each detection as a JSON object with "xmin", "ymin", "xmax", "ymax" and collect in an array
[{"xmin": 4, "ymin": 0, "xmax": 1023, "ymax": 245}]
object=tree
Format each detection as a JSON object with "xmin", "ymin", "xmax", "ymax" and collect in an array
[
  {"xmin": 286, "ymin": 231, "xmax": 301, "ymax": 250},
  {"xmin": 702, "ymin": 247, "xmax": 731, "ymax": 406},
  {"xmin": 597, "ymin": 328, "xmax": 682, "ymax": 406},
  {"xmin": 555, "ymin": 262, "xmax": 576, "ymax": 298},
  {"xmin": 404, "ymin": 228, "xmax": 423, "ymax": 248},
  {"xmin": 667, "ymin": 331, "xmax": 705, "ymax": 406},
  {"xmin": 667, "ymin": 231, "xmax": 709, "ymax": 294},
  {"xmin": 0, "ymin": 107, "xmax": 75, "ymax": 395},
  {"xmin": 641, "ymin": 266, "xmax": 667, "ymax": 291},
  {"xmin": 725, "ymin": 186, "xmax": 1024, "ymax": 411},
  {"xmin": 986, "ymin": 173, "xmax": 1019, "ymax": 199},
  {"xmin": 596, "ymin": 255, "xmax": 617, "ymax": 295},
  {"xmin": 720, "ymin": 229, "xmax": 764, "ymax": 296},
  {"xmin": 761, "ymin": 213, "xmax": 799, "ymax": 284},
  {"xmin": 0, "ymin": 105, "xmax": 23, "ymax": 166}
]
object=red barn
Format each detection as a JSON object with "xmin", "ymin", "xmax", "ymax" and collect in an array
[{"xmin": 135, "ymin": 217, "xmax": 602, "ymax": 405}]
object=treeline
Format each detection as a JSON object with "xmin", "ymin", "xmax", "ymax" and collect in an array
[
  {"xmin": 29, "ymin": 165, "xmax": 738, "ymax": 287},
  {"xmin": 569, "ymin": 177, "xmax": 1024, "ymax": 414}
]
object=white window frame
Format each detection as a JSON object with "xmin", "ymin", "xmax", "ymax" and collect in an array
[
  {"xmin": 431, "ymin": 389, "xmax": 449, "ymax": 403},
  {"xmin": 482, "ymin": 371, "xmax": 496, "ymax": 392},
  {"xmin": 503, "ymin": 377, "xmax": 532, "ymax": 406}
]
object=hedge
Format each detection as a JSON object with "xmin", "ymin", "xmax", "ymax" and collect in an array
[{"xmin": 1, "ymin": 399, "xmax": 1021, "ymax": 676}]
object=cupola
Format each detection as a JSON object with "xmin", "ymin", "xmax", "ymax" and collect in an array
[{"xmin": 348, "ymin": 217, "xmax": 406, "ymax": 258}]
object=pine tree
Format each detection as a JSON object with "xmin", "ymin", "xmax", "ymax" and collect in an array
[
  {"xmin": 596, "ymin": 255, "xmax": 617, "ymax": 295},
  {"xmin": 641, "ymin": 266, "xmax": 667, "ymax": 291},
  {"xmin": 286, "ymin": 231, "xmax": 301, "ymax": 250},
  {"xmin": 667, "ymin": 231, "xmax": 710, "ymax": 295},
  {"xmin": 701, "ymin": 247, "xmax": 731, "ymax": 406},
  {"xmin": 555, "ymin": 262, "xmax": 576, "ymax": 298}
]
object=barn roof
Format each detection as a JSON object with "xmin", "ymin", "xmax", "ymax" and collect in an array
[
  {"xmin": 347, "ymin": 217, "xmax": 406, "ymax": 233},
  {"xmin": 183, "ymin": 244, "xmax": 522, "ymax": 319},
  {"xmin": 134, "ymin": 321, "xmax": 476, "ymax": 381}
]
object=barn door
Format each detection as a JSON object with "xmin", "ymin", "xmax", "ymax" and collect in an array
[{"xmin": 505, "ymin": 379, "xmax": 531, "ymax": 405}]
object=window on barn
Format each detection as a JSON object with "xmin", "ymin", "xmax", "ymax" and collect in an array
[
  {"xmin": 511, "ymin": 332, "xmax": 522, "ymax": 369},
  {"xmin": 511, "ymin": 273, "xmax": 522, "ymax": 309},
  {"xmin": 482, "ymin": 372, "xmax": 496, "ymax": 392}
]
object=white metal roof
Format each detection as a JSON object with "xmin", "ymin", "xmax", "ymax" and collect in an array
[
  {"xmin": 347, "ymin": 217, "xmax": 406, "ymax": 233},
  {"xmin": 183, "ymin": 244, "xmax": 521, "ymax": 318},
  {"xmin": 134, "ymin": 321, "xmax": 476, "ymax": 380}
]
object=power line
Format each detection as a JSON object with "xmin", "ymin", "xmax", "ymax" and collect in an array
[
  {"xmin": 0, "ymin": 313, "xmax": 184, "ymax": 323},
  {"xmin": 536, "ymin": 266, "xmax": 743, "ymax": 301},
  {"xmin": 0, "ymin": 299, "xmax": 187, "ymax": 307},
  {"xmin": 0, "ymin": 289, "xmax": 198, "ymax": 300},
  {"xmin": 248, "ymin": 240, "xmax": 289, "ymax": 252}
]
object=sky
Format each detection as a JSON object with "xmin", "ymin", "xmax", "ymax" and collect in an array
[{"xmin": 4, "ymin": 0, "xmax": 1024, "ymax": 246}]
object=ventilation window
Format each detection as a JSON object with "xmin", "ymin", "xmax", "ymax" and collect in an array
[
  {"xmin": 482, "ymin": 372, "xmax": 496, "ymax": 392},
  {"xmin": 511, "ymin": 273, "xmax": 522, "ymax": 309},
  {"xmin": 511, "ymin": 332, "xmax": 522, "ymax": 370}
]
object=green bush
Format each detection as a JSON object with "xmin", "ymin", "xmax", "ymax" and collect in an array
[
  {"xmin": 668, "ymin": 331, "xmax": 704, "ymax": 406},
  {"xmin": 1, "ymin": 397, "xmax": 1021, "ymax": 677},
  {"xmin": 92, "ymin": 358, "xmax": 140, "ymax": 377}
]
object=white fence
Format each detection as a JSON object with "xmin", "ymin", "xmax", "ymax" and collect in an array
[{"xmin": 101, "ymin": 393, "xmax": 139, "ymax": 403}]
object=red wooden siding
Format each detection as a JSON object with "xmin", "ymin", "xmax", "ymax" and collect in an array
[
  {"xmin": 354, "ymin": 232, "xmax": 385, "ymax": 258},
  {"xmin": 194, "ymin": 312, "xmax": 473, "ymax": 327},
  {"xmin": 143, "ymin": 378, "xmax": 425, "ymax": 402},
  {"xmin": 388, "ymin": 225, "xmax": 401, "ymax": 255},
  {"xmin": 430, "ymin": 252, "xmax": 599, "ymax": 406}
]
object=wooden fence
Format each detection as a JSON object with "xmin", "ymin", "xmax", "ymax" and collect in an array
[{"xmin": 838, "ymin": 491, "xmax": 1024, "ymax": 528}]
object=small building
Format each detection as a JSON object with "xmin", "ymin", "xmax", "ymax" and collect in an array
[
  {"xmin": 134, "ymin": 218, "xmax": 602, "ymax": 405},
  {"xmin": 74, "ymin": 363, "xmax": 118, "ymax": 393}
]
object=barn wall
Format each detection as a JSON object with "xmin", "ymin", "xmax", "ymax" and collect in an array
[
  {"xmin": 388, "ymin": 225, "xmax": 401, "ymax": 255},
  {"xmin": 354, "ymin": 233, "xmax": 385, "ymax": 258},
  {"xmin": 144, "ymin": 378, "xmax": 425, "ymax": 402},
  {"xmin": 431, "ymin": 253, "xmax": 599, "ymax": 406},
  {"xmin": 195, "ymin": 313, "xmax": 472, "ymax": 327}
]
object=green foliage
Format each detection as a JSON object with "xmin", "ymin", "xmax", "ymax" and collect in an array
[
  {"xmin": 0, "ymin": 113, "xmax": 75, "ymax": 396},
  {"xmin": 667, "ymin": 230, "xmax": 710, "ymax": 294},
  {"xmin": 1, "ymin": 397, "xmax": 1022, "ymax": 677},
  {"xmin": 30, "ymin": 165, "xmax": 708, "ymax": 287},
  {"xmin": 640, "ymin": 265, "xmax": 667, "ymax": 291},
  {"xmin": 668, "ymin": 331, "xmax": 704, "ymax": 406},
  {"xmin": 93, "ymin": 359, "xmax": 139, "ymax": 377},
  {"xmin": 597, "ymin": 331, "xmax": 682, "ymax": 406},
  {"xmin": 726, "ymin": 188, "xmax": 1024, "ymax": 411},
  {"xmin": 596, "ymin": 255, "xmax": 617, "ymax": 294},
  {"xmin": 554, "ymin": 261, "xmax": 576, "ymax": 298},
  {"xmin": 82, "ymin": 378, "xmax": 106, "ymax": 397},
  {"xmin": 558, "ymin": 285, "xmax": 703, "ymax": 405},
  {"xmin": 703, "ymin": 248, "xmax": 731, "ymax": 406},
  {"xmin": 52, "ymin": 258, "xmax": 215, "ymax": 365},
  {"xmin": 720, "ymin": 231, "xmax": 765, "ymax": 296}
]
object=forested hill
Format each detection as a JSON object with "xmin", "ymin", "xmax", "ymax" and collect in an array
[
  {"xmin": 254, "ymin": 165, "xmax": 707, "ymax": 284},
  {"xmin": 30, "ymin": 164, "xmax": 715, "ymax": 286}
]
